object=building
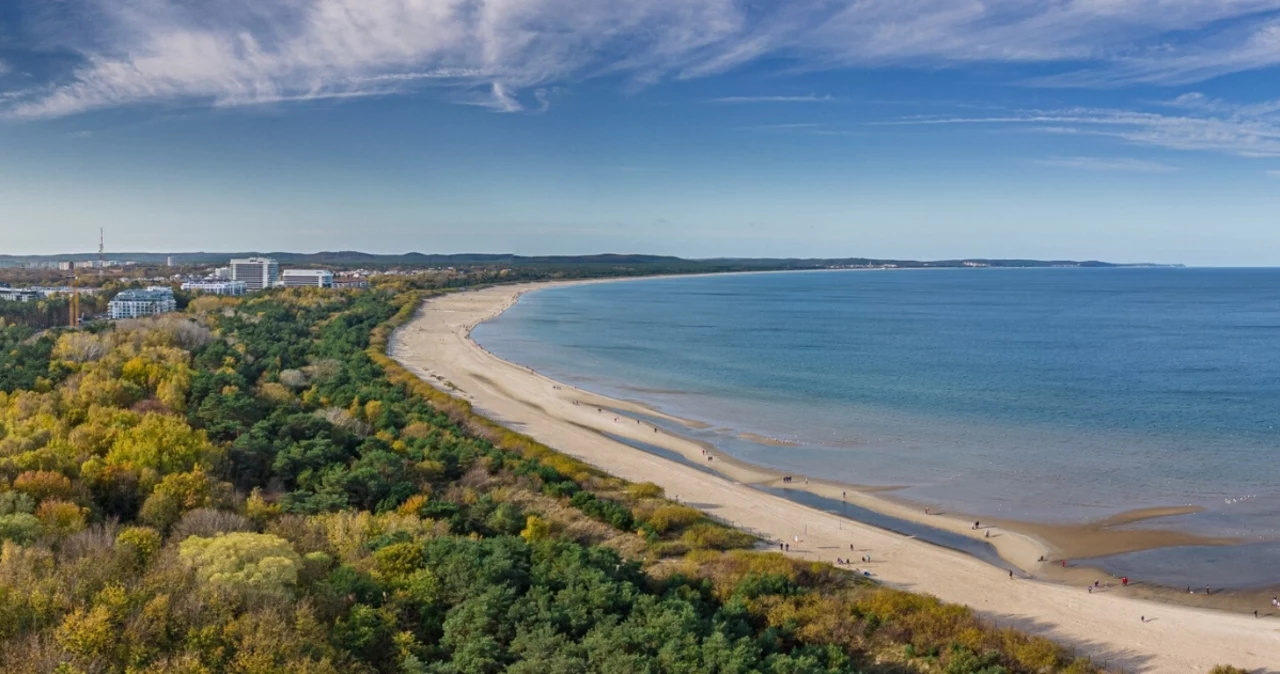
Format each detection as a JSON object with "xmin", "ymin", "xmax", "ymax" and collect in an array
[
  {"xmin": 282, "ymin": 269, "xmax": 334, "ymax": 288},
  {"xmin": 181, "ymin": 280, "xmax": 246, "ymax": 296},
  {"xmin": 0, "ymin": 288, "xmax": 41, "ymax": 302},
  {"xmin": 230, "ymin": 257, "xmax": 279, "ymax": 291},
  {"xmin": 212, "ymin": 267, "xmax": 232, "ymax": 280},
  {"xmin": 333, "ymin": 277, "xmax": 370, "ymax": 289},
  {"xmin": 108, "ymin": 287, "xmax": 176, "ymax": 320}
]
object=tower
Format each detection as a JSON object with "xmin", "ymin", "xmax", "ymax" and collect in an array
[{"xmin": 98, "ymin": 228, "xmax": 105, "ymax": 279}]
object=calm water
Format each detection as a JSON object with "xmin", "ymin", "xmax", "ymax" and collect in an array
[{"xmin": 473, "ymin": 269, "xmax": 1280, "ymax": 550}]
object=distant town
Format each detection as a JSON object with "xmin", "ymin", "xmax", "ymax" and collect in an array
[
  {"xmin": 0, "ymin": 247, "xmax": 1181, "ymax": 329},
  {"xmin": 0, "ymin": 255, "xmax": 378, "ymax": 326}
]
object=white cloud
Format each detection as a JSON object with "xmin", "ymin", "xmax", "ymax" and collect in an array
[
  {"xmin": 878, "ymin": 100, "xmax": 1280, "ymax": 158},
  {"xmin": 7, "ymin": 1, "xmax": 1280, "ymax": 119},
  {"xmin": 1034, "ymin": 156, "xmax": 1178, "ymax": 172},
  {"xmin": 1268, "ymin": 169, "xmax": 1280, "ymax": 176}
]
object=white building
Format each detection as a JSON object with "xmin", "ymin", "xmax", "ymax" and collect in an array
[
  {"xmin": 181, "ymin": 280, "xmax": 246, "ymax": 296},
  {"xmin": 0, "ymin": 288, "xmax": 40, "ymax": 302},
  {"xmin": 108, "ymin": 287, "xmax": 176, "ymax": 319},
  {"xmin": 230, "ymin": 257, "xmax": 279, "ymax": 290},
  {"xmin": 282, "ymin": 269, "xmax": 334, "ymax": 288}
]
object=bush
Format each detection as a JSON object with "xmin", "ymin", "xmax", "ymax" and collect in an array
[
  {"xmin": 680, "ymin": 523, "xmax": 755, "ymax": 551},
  {"xmin": 626, "ymin": 482, "xmax": 664, "ymax": 499},
  {"xmin": 644, "ymin": 504, "xmax": 702, "ymax": 533}
]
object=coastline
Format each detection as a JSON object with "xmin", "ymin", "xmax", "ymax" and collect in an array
[{"xmin": 390, "ymin": 278, "xmax": 1280, "ymax": 673}]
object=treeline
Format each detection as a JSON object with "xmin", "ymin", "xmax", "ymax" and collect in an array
[
  {"xmin": 0, "ymin": 298, "xmax": 72, "ymax": 330},
  {"xmin": 0, "ymin": 275, "xmax": 1236, "ymax": 674}
]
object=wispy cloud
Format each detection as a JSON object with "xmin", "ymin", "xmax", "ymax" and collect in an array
[
  {"xmin": 879, "ymin": 97, "xmax": 1280, "ymax": 158},
  {"xmin": 7, "ymin": 1, "xmax": 1280, "ymax": 119},
  {"xmin": 1034, "ymin": 156, "xmax": 1178, "ymax": 172},
  {"xmin": 710, "ymin": 94, "xmax": 835, "ymax": 104},
  {"xmin": 1268, "ymin": 169, "xmax": 1280, "ymax": 177}
]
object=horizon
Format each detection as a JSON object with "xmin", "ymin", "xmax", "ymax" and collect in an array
[{"xmin": 3, "ymin": 2, "xmax": 1280, "ymax": 265}]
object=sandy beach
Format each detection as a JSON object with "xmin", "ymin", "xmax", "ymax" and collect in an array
[{"xmin": 390, "ymin": 280, "xmax": 1280, "ymax": 673}]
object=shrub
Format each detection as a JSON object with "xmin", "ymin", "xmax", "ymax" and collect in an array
[
  {"xmin": 626, "ymin": 482, "xmax": 664, "ymax": 499},
  {"xmin": 644, "ymin": 504, "xmax": 702, "ymax": 534},
  {"xmin": 679, "ymin": 523, "xmax": 756, "ymax": 551}
]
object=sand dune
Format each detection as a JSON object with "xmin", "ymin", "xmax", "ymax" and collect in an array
[{"xmin": 390, "ymin": 281, "xmax": 1280, "ymax": 674}]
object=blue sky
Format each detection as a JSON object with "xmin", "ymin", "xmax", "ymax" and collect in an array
[{"xmin": 2, "ymin": 1, "xmax": 1280, "ymax": 265}]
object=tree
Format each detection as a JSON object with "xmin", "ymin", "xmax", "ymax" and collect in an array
[
  {"xmin": 179, "ymin": 532, "xmax": 303, "ymax": 599},
  {"xmin": 519, "ymin": 516, "xmax": 551, "ymax": 543},
  {"xmin": 105, "ymin": 413, "xmax": 218, "ymax": 475},
  {"xmin": 140, "ymin": 468, "xmax": 215, "ymax": 531}
]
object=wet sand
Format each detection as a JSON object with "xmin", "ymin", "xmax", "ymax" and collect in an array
[{"xmin": 390, "ymin": 280, "xmax": 1280, "ymax": 673}]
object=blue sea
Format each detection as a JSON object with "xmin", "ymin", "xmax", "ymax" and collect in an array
[{"xmin": 473, "ymin": 268, "xmax": 1280, "ymax": 581}]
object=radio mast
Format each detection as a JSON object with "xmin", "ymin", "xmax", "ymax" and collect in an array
[{"xmin": 98, "ymin": 228, "xmax": 105, "ymax": 279}]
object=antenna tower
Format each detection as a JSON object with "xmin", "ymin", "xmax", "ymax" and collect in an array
[{"xmin": 98, "ymin": 228, "xmax": 105, "ymax": 279}]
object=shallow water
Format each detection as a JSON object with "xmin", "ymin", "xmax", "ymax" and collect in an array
[{"xmin": 474, "ymin": 269, "xmax": 1280, "ymax": 555}]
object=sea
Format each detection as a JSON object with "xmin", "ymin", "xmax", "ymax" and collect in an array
[{"xmin": 472, "ymin": 268, "xmax": 1280, "ymax": 586}]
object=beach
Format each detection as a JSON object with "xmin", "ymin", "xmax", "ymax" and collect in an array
[{"xmin": 390, "ymin": 280, "xmax": 1280, "ymax": 673}]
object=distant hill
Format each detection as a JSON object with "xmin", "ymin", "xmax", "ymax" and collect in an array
[{"xmin": 0, "ymin": 251, "xmax": 1180, "ymax": 269}]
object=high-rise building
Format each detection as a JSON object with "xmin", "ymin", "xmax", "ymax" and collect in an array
[
  {"xmin": 282, "ymin": 269, "xmax": 334, "ymax": 288},
  {"xmin": 108, "ymin": 287, "xmax": 177, "ymax": 319},
  {"xmin": 230, "ymin": 257, "xmax": 279, "ymax": 290}
]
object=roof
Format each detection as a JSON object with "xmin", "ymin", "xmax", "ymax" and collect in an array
[{"xmin": 112, "ymin": 287, "xmax": 175, "ymax": 302}]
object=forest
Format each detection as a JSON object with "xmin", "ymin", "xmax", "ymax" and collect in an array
[{"xmin": 0, "ymin": 274, "xmax": 1240, "ymax": 674}]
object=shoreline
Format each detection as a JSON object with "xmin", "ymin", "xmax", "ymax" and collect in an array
[{"xmin": 390, "ymin": 278, "xmax": 1280, "ymax": 672}]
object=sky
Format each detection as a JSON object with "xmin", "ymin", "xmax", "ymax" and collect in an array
[{"xmin": 2, "ymin": 2, "xmax": 1280, "ymax": 265}]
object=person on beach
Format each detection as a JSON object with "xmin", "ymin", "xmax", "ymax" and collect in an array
[
  {"xmin": 985, "ymin": 530, "xmax": 990, "ymax": 538},
  {"xmin": 850, "ymin": 544, "xmax": 855, "ymax": 552},
  {"xmin": 925, "ymin": 507, "xmax": 930, "ymax": 515},
  {"xmin": 973, "ymin": 520, "xmax": 980, "ymax": 530},
  {"xmin": 1088, "ymin": 586, "xmax": 1092, "ymax": 594},
  {"xmin": 785, "ymin": 544, "xmax": 789, "ymax": 551},
  {"xmin": 779, "ymin": 543, "xmax": 784, "ymax": 551},
  {"xmin": 1009, "ymin": 570, "xmax": 1014, "ymax": 579}
]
